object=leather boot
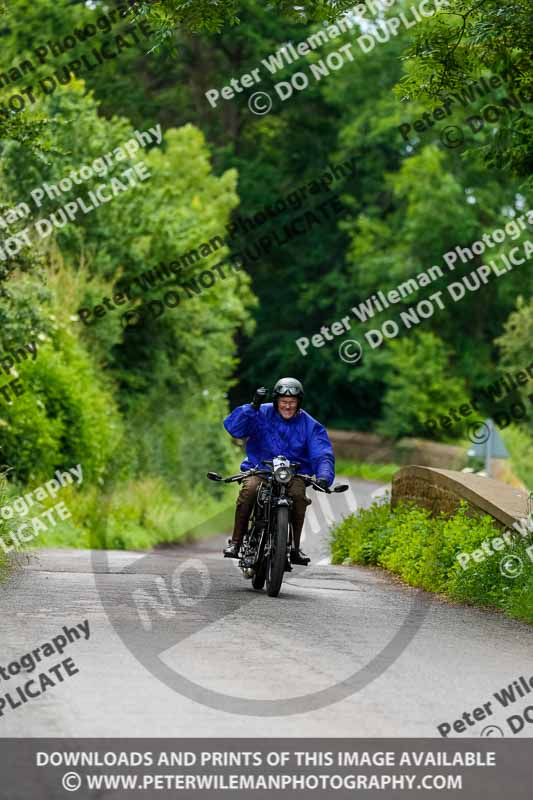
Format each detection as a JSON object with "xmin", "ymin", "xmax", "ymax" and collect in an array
[
  {"xmin": 223, "ymin": 498, "xmax": 252, "ymax": 557},
  {"xmin": 290, "ymin": 548, "xmax": 310, "ymax": 565},
  {"xmin": 223, "ymin": 540, "xmax": 240, "ymax": 558},
  {"xmin": 291, "ymin": 523, "xmax": 310, "ymax": 565}
]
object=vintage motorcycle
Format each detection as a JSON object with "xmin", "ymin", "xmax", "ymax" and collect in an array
[{"xmin": 207, "ymin": 456, "xmax": 348, "ymax": 597}]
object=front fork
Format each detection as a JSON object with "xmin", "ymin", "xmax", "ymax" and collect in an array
[
  {"xmin": 273, "ymin": 494, "xmax": 293, "ymax": 563},
  {"xmin": 241, "ymin": 490, "xmax": 293, "ymax": 575}
]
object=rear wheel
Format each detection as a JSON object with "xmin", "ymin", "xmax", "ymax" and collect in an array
[{"xmin": 266, "ymin": 506, "xmax": 289, "ymax": 597}]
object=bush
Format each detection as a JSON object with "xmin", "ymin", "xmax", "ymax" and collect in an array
[
  {"xmin": 0, "ymin": 335, "xmax": 123, "ymax": 484},
  {"xmin": 501, "ymin": 425, "xmax": 533, "ymax": 491},
  {"xmin": 331, "ymin": 501, "xmax": 393, "ymax": 565},
  {"xmin": 0, "ymin": 470, "xmax": 33, "ymax": 577},
  {"xmin": 95, "ymin": 477, "xmax": 235, "ymax": 551},
  {"xmin": 331, "ymin": 500, "xmax": 533, "ymax": 623},
  {"xmin": 0, "ymin": 91, "xmax": 256, "ymax": 576},
  {"xmin": 0, "ymin": 470, "xmax": 238, "ymax": 555}
]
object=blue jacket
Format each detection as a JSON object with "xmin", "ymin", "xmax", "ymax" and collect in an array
[{"xmin": 224, "ymin": 402, "xmax": 335, "ymax": 486}]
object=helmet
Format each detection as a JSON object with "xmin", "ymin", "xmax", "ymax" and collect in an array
[{"xmin": 272, "ymin": 377, "xmax": 304, "ymax": 412}]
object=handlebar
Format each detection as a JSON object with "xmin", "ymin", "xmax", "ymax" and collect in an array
[{"xmin": 206, "ymin": 468, "xmax": 349, "ymax": 494}]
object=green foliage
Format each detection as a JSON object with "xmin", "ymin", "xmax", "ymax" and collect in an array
[
  {"xmin": 146, "ymin": 0, "xmax": 356, "ymax": 37},
  {"xmin": 32, "ymin": 476, "xmax": 234, "ymax": 551},
  {"xmin": 0, "ymin": 76, "xmax": 256, "ymax": 562},
  {"xmin": 0, "ymin": 470, "xmax": 27, "ymax": 577},
  {"xmin": 331, "ymin": 500, "xmax": 533, "ymax": 623},
  {"xmin": 331, "ymin": 498, "xmax": 393, "ymax": 566},
  {"xmin": 3, "ymin": 0, "xmax": 530, "ymax": 445},
  {"xmin": 377, "ymin": 332, "xmax": 467, "ymax": 439},
  {"xmin": 0, "ymin": 256, "xmax": 124, "ymax": 484},
  {"xmin": 219, "ymin": 9, "xmax": 531, "ymax": 433},
  {"xmin": 398, "ymin": 0, "xmax": 533, "ymax": 179},
  {"xmin": 501, "ymin": 426, "xmax": 533, "ymax": 491},
  {"xmin": 0, "ymin": 336, "xmax": 123, "ymax": 484},
  {"xmin": 496, "ymin": 295, "xmax": 533, "ymax": 371},
  {"xmin": 335, "ymin": 459, "xmax": 400, "ymax": 482},
  {"xmin": 0, "ymin": 0, "xmax": 532, "ymax": 571},
  {"xmin": 495, "ymin": 296, "xmax": 533, "ymax": 478}
]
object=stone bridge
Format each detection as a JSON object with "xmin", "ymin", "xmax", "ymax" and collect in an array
[{"xmin": 391, "ymin": 465, "xmax": 531, "ymax": 530}]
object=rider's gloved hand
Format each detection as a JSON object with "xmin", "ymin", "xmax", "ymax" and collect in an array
[
  {"xmin": 251, "ymin": 387, "xmax": 267, "ymax": 410},
  {"xmin": 314, "ymin": 478, "xmax": 329, "ymax": 491}
]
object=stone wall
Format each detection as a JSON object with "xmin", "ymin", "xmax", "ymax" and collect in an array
[
  {"xmin": 327, "ymin": 429, "xmax": 466, "ymax": 470},
  {"xmin": 391, "ymin": 465, "xmax": 530, "ymax": 530}
]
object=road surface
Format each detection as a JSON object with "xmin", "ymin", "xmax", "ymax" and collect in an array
[{"xmin": 0, "ymin": 478, "xmax": 531, "ymax": 737}]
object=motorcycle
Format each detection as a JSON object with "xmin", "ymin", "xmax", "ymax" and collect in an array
[{"xmin": 207, "ymin": 456, "xmax": 349, "ymax": 597}]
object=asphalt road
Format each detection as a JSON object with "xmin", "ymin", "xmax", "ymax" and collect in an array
[{"xmin": 0, "ymin": 478, "xmax": 532, "ymax": 737}]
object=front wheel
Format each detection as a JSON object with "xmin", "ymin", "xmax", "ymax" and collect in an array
[{"xmin": 266, "ymin": 506, "xmax": 289, "ymax": 597}]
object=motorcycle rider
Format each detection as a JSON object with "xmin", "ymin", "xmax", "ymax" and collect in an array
[{"xmin": 222, "ymin": 377, "xmax": 335, "ymax": 565}]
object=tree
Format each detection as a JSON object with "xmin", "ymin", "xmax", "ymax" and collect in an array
[
  {"xmin": 145, "ymin": 0, "xmax": 356, "ymax": 37},
  {"xmin": 398, "ymin": 0, "xmax": 533, "ymax": 179},
  {"xmin": 497, "ymin": 296, "xmax": 533, "ymax": 365},
  {"xmin": 376, "ymin": 331, "xmax": 467, "ymax": 439},
  {"xmin": 495, "ymin": 297, "xmax": 533, "ymax": 487},
  {"xmin": 0, "ymin": 79, "xmax": 256, "ymax": 486}
]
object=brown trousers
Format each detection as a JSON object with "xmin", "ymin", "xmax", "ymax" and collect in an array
[{"xmin": 231, "ymin": 475, "xmax": 308, "ymax": 549}]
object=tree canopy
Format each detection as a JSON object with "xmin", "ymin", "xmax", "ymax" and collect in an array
[{"xmin": 0, "ymin": 0, "xmax": 531, "ymax": 525}]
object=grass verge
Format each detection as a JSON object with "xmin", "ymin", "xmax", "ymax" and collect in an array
[
  {"xmin": 335, "ymin": 459, "xmax": 400, "ymax": 483},
  {"xmin": 331, "ymin": 500, "xmax": 533, "ymax": 624},
  {"xmin": 0, "ymin": 459, "xmax": 242, "ymax": 566}
]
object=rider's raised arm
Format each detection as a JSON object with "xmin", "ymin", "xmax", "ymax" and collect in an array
[
  {"xmin": 307, "ymin": 421, "xmax": 335, "ymax": 487},
  {"xmin": 223, "ymin": 403, "xmax": 261, "ymax": 439}
]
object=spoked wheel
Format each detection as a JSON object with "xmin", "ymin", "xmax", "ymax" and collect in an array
[{"xmin": 266, "ymin": 506, "xmax": 289, "ymax": 597}]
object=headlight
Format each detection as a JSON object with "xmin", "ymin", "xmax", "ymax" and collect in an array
[{"xmin": 274, "ymin": 467, "xmax": 290, "ymax": 484}]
